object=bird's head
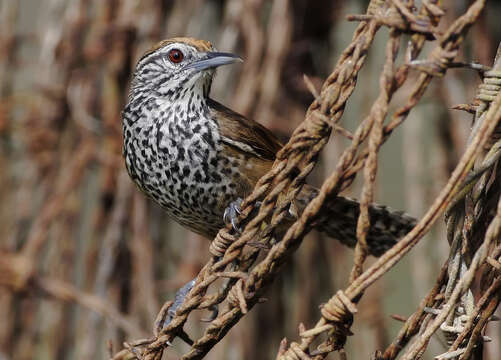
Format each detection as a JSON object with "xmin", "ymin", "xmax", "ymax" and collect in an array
[{"xmin": 130, "ymin": 37, "xmax": 242, "ymax": 100}]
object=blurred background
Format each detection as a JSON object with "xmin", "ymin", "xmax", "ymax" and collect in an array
[{"xmin": 1, "ymin": 0, "xmax": 501, "ymax": 359}]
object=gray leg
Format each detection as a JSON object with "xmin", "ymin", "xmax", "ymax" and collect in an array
[
  {"xmin": 223, "ymin": 198, "xmax": 243, "ymax": 233},
  {"xmin": 223, "ymin": 198, "xmax": 263, "ymax": 234},
  {"xmin": 164, "ymin": 278, "xmax": 196, "ymax": 327}
]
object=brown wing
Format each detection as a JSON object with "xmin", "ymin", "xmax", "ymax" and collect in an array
[{"xmin": 207, "ymin": 98, "xmax": 283, "ymax": 160}]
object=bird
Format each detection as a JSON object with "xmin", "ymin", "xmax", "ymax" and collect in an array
[{"xmin": 122, "ymin": 37, "xmax": 416, "ymax": 257}]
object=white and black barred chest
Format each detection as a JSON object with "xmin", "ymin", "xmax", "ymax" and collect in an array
[{"xmin": 122, "ymin": 97, "xmax": 242, "ymax": 234}]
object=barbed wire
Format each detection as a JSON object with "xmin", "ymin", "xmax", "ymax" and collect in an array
[
  {"xmin": 1, "ymin": 0, "xmax": 499, "ymax": 359},
  {"xmin": 104, "ymin": 0, "xmax": 501, "ymax": 359}
]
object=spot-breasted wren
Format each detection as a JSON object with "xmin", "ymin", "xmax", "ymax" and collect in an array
[{"xmin": 122, "ymin": 37, "xmax": 416, "ymax": 256}]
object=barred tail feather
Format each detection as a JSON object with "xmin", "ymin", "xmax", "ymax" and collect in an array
[{"xmin": 298, "ymin": 185, "xmax": 417, "ymax": 256}]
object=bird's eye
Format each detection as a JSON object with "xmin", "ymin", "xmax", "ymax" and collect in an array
[{"xmin": 168, "ymin": 49, "xmax": 184, "ymax": 63}]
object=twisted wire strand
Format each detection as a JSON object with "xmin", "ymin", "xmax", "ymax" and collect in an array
[
  {"xmin": 350, "ymin": 29, "xmax": 401, "ymax": 282},
  {"xmin": 281, "ymin": 1, "xmax": 489, "ymax": 358},
  {"xmin": 437, "ymin": 44, "xmax": 501, "ymax": 359},
  {"xmin": 349, "ymin": 0, "xmax": 438, "ymax": 39}
]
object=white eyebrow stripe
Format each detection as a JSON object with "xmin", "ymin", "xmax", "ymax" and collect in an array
[
  {"xmin": 136, "ymin": 44, "xmax": 196, "ymax": 72},
  {"xmin": 137, "ymin": 51, "xmax": 167, "ymax": 71}
]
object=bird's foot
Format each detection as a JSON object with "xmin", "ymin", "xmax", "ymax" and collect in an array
[
  {"xmin": 223, "ymin": 198, "xmax": 264, "ymax": 234},
  {"xmin": 154, "ymin": 279, "xmax": 197, "ymax": 346},
  {"xmin": 223, "ymin": 198, "xmax": 243, "ymax": 233},
  {"xmin": 163, "ymin": 279, "xmax": 196, "ymax": 328},
  {"xmin": 162, "ymin": 279, "xmax": 220, "ymax": 326}
]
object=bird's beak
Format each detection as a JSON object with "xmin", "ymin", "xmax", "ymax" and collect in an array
[{"xmin": 185, "ymin": 52, "xmax": 243, "ymax": 72}]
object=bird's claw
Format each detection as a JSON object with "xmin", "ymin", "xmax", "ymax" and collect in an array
[
  {"xmin": 163, "ymin": 279, "xmax": 196, "ymax": 328},
  {"xmin": 223, "ymin": 199, "xmax": 264, "ymax": 234},
  {"xmin": 223, "ymin": 198, "xmax": 243, "ymax": 233}
]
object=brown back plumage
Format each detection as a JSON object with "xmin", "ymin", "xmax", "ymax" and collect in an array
[{"xmin": 208, "ymin": 99, "xmax": 283, "ymax": 161}]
